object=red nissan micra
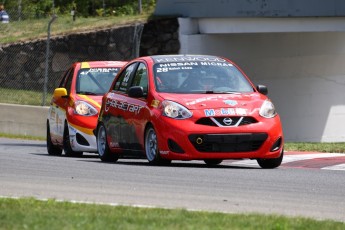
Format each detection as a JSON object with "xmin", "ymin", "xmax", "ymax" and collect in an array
[{"xmin": 95, "ymin": 55, "xmax": 284, "ymax": 168}]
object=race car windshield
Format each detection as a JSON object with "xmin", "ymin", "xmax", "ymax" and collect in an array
[
  {"xmin": 153, "ymin": 62, "xmax": 254, "ymax": 93},
  {"xmin": 76, "ymin": 68, "xmax": 119, "ymax": 95}
]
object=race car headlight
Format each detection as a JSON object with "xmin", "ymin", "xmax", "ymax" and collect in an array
[
  {"xmin": 259, "ymin": 100, "xmax": 277, "ymax": 118},
  {"xmin": 74, "ymin": 101, "xmax": 98, "ymax": 116},
  {"xmin": 162, "ymin": 100, "xmax": 192, "ymax": 119}
]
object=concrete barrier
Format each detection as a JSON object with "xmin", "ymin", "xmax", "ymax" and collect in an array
[{"xmin": 0, "ymin": 103, "xmax": 49, "ymax": 138}]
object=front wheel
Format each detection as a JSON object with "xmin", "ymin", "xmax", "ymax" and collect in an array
[
  {"xmin": 257, "ymin": 149, "xmax": 284, "ymax": 169},
  {"xmin": 46, "ymin": 121, "xmax": 62, "ymax": 156},
  {"xmin": 97, "ymin": 123, "xmax": 119, "ymax": 162},
  {"xmin": 144, "ymin": 126, "xmax": 171, "ymax": 165}
]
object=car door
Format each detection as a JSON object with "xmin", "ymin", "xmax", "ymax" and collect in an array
[
  {"xmin": 105, "ymin": 62, "xmax": 138, "ymax": 151},
  {"xmin": 48, "ymin": 66, "xmax": 75, "ymax": 145},
  {"xmin": 123, "ymin": 62, "xmax": 149, "ymax": 150}
]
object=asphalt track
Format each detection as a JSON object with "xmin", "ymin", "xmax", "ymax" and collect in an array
[{"xmin": 0, "ymin": 138, "xmax": 345, "ymax": 222}]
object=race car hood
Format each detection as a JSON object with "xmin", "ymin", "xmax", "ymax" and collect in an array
[{"xmin": 158, "ymin": 92, "xmax": 267, "ymax": 112}]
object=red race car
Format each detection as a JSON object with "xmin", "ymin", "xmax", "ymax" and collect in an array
[
  {"xmin": 47, "ymin": 61, "xmax": 127, "ymax": 157},
  {"xmin": 96, "ymin": 55, "xmax": 284, "ymax": 168}
]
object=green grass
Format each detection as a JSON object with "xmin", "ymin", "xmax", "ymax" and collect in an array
[
  {"xmin": 0, "ymin": 197, "xmax": 344, "ymax": 230},
  {"xmin": 0, "ymin": 88, "xmax": 52, "ymax": 106},
  {"xmin": 0, "ymin": 132, "xmax": 45, "ymax": 141},
  {"xmin": 285, "ymin": 142, "xmax": 345, "ymax": 153},
  {"xmin": 0, "ymin": 13, "xmax": 150, "ymax": 44}
]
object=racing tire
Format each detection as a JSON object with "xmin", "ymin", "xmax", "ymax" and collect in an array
[
  {"xmin": 144, "ymin": 125, "xmax": 171, "ymax": 165},
  {"xmin": 63, "ymin": 122, "xmax": 83, "ymax": 157},
  {"xmin": 204, "ymin": 159, "xmax": 223, "ymax": 166},
  {"xmin": 257, "ymin": 149, "xmax": 284, "ymax": 169},
  {"xmin": 96, "ymin": 123, "xmax": 119, "ymax": 162},
  {"xmin": 46, "ymin": 121, "xmax": 62, "ymax": 156}
]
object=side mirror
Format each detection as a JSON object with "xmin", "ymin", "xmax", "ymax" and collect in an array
[
  {"xmin": 256, "ymin": 85, "xmax": 268, "ymax": 95},
  {"xmin": 53, "ymin": 88, "xmax": 68, "ymax": 98},
  {"xmin": 128, "ymin": 86, "xmax": 144, "ymax": 98}
]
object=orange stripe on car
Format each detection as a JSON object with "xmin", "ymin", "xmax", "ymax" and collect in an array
[
  {"xmin": 69, "ymin": 122, "xmax": 94, "ymax": 136},
  {"xmin": 78, "ymin": 95, "xmax": 101, "ymax": 108}
]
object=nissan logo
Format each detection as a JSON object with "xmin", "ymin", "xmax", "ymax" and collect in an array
[{"xmin": 223, "ymin": 117, "xmax": 233, "ymax": 126}]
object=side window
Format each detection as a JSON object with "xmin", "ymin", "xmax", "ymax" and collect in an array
[
  {"xmin": 59, "ymin": 67, "xmax": 74, "ymax": 94},
  {"xmin": 58, "ymin": 68, "xmax": 72, "ymax": 88},
  {"xmin": 64, "ymin": 68, "xmax": 74, "ymax": 94},
  {"xmin": 131, "ymin": 63, "xmax": 148, "ymax": 95},
  {"xmin": 113, "ymin": 63, "xmax": 137, "ymax": 93}
]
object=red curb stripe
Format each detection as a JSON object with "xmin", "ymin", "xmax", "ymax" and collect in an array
[
  {"xmin": 282, "ymin": 156, "xmax": 345, "ymax": 169},
  {"xmin": 285, "ymin": 151, "xmax": 326, "ymax": 155}
]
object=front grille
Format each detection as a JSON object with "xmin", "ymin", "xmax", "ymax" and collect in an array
[
  {"xmin": 196, "ymin": 116, "xmax": 257, "ymax": 127},
  {"xmin": 196, "ymin": 117, "xmax": 218, "ymax": 126},
  {"xmin": 189, "ymin": 133, "xmax": 268, "ymax": 152}
]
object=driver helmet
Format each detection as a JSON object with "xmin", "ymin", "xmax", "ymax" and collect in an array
[
  {"xmin": 198, "ymin": 72, "xmax": 217, "ymax": 90},
  {"xmin": 156, "ymin": 72, "xmax": 178, "ymax": 90}
]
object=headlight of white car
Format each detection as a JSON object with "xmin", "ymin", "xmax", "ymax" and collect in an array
[
  {"xmin": 259, "ymin": 100, "xmax": 277, "ymax": 118},
  {"xmin": 162, "ymin": 100, "xmax": 192, "ymax": 119},
  {"xmin": 74, "ymin": 101, "xmax": 98, "ymax": 116}
]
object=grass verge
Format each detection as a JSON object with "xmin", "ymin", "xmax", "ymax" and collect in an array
[
  {"xmin": 0, "ymin": 197, "xmax": 344, "ymax": 230},
  {"xmin": 0, "ymin": 14, "xmax": 150, "ymax": 44},
  {"xmin": 0, "ymin": 88, "xmax": 52, "ymax": 106},
  {"xmin": 0, "ymin": 133, "xmax": 45, "ymax": 141},
  {"xmin": 284, "ymin": 142, "xmax": 345, "ymax": 153}
]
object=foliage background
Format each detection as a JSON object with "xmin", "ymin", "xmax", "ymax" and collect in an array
[{"xmin": 1, "ymin": 0, "xmax": 156, "ymax": 20}]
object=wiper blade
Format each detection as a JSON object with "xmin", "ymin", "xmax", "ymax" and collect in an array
[
  {"xmin": 213, "ymin": 91, "xmax": 240, "ymax": 94},
  {"xmin": 200, "ymin": 90, "xmax": 240, "ymax": 94}
]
